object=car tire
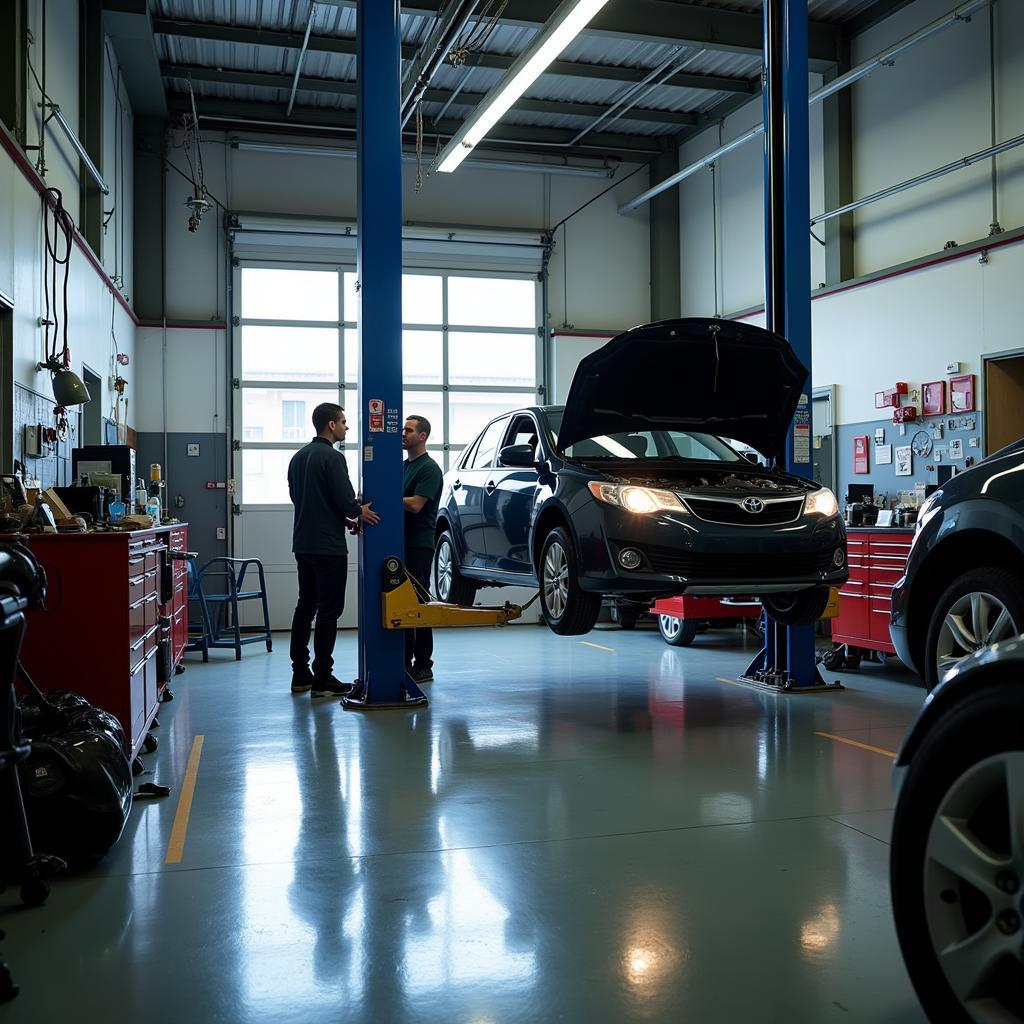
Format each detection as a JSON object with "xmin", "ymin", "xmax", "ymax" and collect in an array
[
  {"xmin": 890, "ymin": 683, "xmax": 1024, "ymax": 1024},
  {"xmin": 659, "ymin": 614, "xmax": 697, "ymax": 647},
  {"xmin": 538, "ymin": 527, "xmax": 601, "ymax": 636},
  {"xmin": 614, "ymin": 606, "xmax": 640, "ymax": 630},
  {"xmin": 924, "ymin": 567, "xmax": 1024, "ymax": 690},
  {"xmin": 433, "ymin": 531, "xmax": 478, "ymax": 607},
  {"xmin": 761, "ymin": 586, "xmax": 830, "ymax": 626}
]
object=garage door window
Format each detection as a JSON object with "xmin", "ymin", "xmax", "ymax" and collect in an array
[{"xmin": 237, "ymin": 265, "xmax": 540, "ymax": 505}]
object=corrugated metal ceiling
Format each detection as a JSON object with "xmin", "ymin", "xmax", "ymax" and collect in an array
[{"xmin": 152, "ymin": 0, "xmax": 886, "ymax": 147}]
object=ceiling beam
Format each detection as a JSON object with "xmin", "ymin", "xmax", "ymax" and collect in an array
[
  {"xmin": 102, "ymin": 0, "xmax": 168, "ymax": 117},
  {"xmin": 392, "ymin": 0, "xmax": 841, "ymax": 67},
  {"xmin": 152, "ymin": 18, "xmax": 757, "ymax": 94},
  {"xmin": 846, "ymin": 0, "xmax": 920, "ymax": 36},
  {"xmin": 160, "ymin": 63, "xmax": 699, "ymax": 126},
  {"xmin": 165, "ymin": 93, "xmax": 663, "ymax": 159}
]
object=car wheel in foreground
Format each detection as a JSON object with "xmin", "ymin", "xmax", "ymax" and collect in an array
[
  {"xmin": 760, "ymin": 586, "xmax": 830, "ymax": 626},
  {"xmin": 891, "ymin": 683, "xmax": 1024, "ymax": 1024},
  {"xmin": 433, "ymin": 531, "xmax": 478, "ymax": 606},
  {"xmin": 924, "ymin": 568, "xmax": 1024, "ymax": 690},
  {"xmin": 659, "ymin": 614, "xmax": 698, "ymax": 647},
  {"xmin": 539, "ymin": 527, "xmax": 601, "ymax": 636}
]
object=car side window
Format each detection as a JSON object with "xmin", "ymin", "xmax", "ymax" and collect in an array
[
  {"xmin": 504, "ymin": 415, "xmax": 541, "ymax": 460},
  {"xmin": 469, "ymin": 418, "xmax": 509, "ymax": 469}
]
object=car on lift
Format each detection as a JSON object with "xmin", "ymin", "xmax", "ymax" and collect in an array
[
  {"xmin": 431, "ymin": 317, "xmax": 848, "ymax": 636},
  {"xmin": 890, "ymin": 437, "xmax": 1024, "ymax": 688},
  {"xmin": 890, "ymin": 634, "xmax": 1024, "ymax": 1024}
]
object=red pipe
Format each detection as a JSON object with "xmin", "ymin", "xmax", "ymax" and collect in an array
[{"xmin": 0, "ymin": 122, "xmax": 141, "ymax": 326}]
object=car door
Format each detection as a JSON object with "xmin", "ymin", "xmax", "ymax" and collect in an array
[
  {"xmin": 484, "ymin": 413, "xmax": 543, "ymax": 575},
  {"xmin": 452, "ymin": 416, "xmax": 509, "ymax": 571}
]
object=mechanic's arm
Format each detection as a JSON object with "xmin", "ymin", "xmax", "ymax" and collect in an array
[{"xmin": 403, "ymin": 495, "xmax": 427, "ymax": 513}]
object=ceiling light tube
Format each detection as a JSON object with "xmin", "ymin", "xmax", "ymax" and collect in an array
[{"xmin": 435, "ymin": 0, "xmax": 612, "ymax": 174}]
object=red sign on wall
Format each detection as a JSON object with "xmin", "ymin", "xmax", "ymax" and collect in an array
[{"xmin": 853, "ymin": 435, "xmax": 870, "ymax": 475}]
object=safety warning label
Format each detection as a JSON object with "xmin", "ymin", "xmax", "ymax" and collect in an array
[
  {"xmin": 794, "ymin": 406, "xmax": 810, "ymax": 464},
  {"xmin": 368, "ymin": 398, "xmax": 384, "ymax": 433}
]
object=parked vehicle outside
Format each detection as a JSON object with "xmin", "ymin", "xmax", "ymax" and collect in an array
[{"xmin": 432, "ymin": 318, "xmax": 847, "ymax": 636}]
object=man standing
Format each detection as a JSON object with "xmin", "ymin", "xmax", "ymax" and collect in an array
[
  {"xmin": 402, "ymin": 415, "xmax": 444, "ymax": 684},
  {"xmin": 288, "ymin": 402, "xmax": 380, "ymax": 697}
]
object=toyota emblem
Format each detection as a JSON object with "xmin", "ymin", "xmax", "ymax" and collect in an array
[{"xmin": 741, "ymin": 497, "xmax": 765, "ymax": 514}]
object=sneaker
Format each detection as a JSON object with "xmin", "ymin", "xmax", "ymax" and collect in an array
[
  {"xmin": 311, "ymin": 675, "xmax": 353, "ymax": 698},
  {"xmin": 291, "ymin": 667, "xmax": 314, "ymax": 693},
  {"xmin": 408, "ymin": 665, "xmax": 434, "ymax": 684}
]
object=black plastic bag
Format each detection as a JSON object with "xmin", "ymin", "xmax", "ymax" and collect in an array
[{"xmin": 16, "ymin": 691, "xmax": 133, "ymax": 866}]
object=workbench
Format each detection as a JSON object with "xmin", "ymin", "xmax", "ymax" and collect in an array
[
  {"xmin": 829, "ymin": 526, "xmax": 914, "ymax": 666},
  {"xmin": 5, "ymin": 523, "xmax": 189, "ymax": 761}
]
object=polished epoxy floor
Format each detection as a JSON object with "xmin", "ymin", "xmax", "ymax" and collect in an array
[{"xmin": 3, "ymin": 624, "xmax": 929, "ymax": 1023}]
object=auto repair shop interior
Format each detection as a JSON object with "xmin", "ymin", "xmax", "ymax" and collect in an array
[{"xmin": 1, "ymin": 0, "xmax": 1023, "ymax": 1021}]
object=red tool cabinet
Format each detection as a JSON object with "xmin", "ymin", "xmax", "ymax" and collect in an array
[
  {"xmin": 8, "ymin": 524, "xmax": 188, "ymax": 761},
  {"xmin": 831, "ymin": 527, "xmax": 913, "ymax": 657}
]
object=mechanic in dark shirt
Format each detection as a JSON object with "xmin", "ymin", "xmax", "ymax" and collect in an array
[
  {"xmin": 288, "ymin": 402, "xmax": 380, "ymax": 698},
  {"xmin": 402, "ymin": 415, "xmax": 444, "ymax": 684}
]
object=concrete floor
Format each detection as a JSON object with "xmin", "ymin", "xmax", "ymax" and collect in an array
[{"xmin": 2, "ymin": 623, "xmax": 929, "ymax": 1023}]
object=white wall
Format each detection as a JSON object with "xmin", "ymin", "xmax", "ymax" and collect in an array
[{"xmin": 2, "ymin": 5, "xmax": 136, "ymax": 433}]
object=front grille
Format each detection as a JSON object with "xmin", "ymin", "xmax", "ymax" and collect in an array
[
  {"xmin": 642, "ymin": 545, "xmax": 835, "ymax": 579},
  {"xmin": 683, "ymin": 495, "xmax": 804, "ymax": 526}
]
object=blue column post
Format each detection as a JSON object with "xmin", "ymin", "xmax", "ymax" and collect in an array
[
  {"xmin": 344, "ymin": 0, "xmax": 426, "ymax": 709},
  {"xmin": 751, "ymin": 0, "xmax": 822, "ymax": 689}
]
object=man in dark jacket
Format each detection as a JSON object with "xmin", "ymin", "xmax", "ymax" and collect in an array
[
  {"xmin": 402, "ymin": 415, "xmax": 444, "ymax": 684},
  {"xmin": 288, "ymin": 402, "xmax": 380, "ymax": 697}
]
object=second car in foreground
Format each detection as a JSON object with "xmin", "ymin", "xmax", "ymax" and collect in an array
[{"xmin": 432, "ymin": 318, "xmax": 847, "ymax": 636}]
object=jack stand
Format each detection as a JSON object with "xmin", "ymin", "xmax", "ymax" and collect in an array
[{"xmin": 738, "ymin": 616, "xmax": 843, "ymax": 694}]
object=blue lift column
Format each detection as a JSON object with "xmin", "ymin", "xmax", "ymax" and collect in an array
[
  {"xmin": 343, "ymin": 0, "xmax": 427, "ymax": 711},
  {"xmin": 741, "ymin": 0, "xmax": 839, "ymax": 693}
]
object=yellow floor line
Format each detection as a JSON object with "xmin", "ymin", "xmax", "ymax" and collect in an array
[
  {"xmin": 715, "ymin": 676, "xmax": 748, "ymax": 688},
  {"xmin": 815, "ymin": 731, "xmax": 897, "ymax": 759},
  {"xmin": 165, "ymin": 735, "xmax": 205, "ymax": 864},
  {"xmin": 580, "ymin": 640, "xmax": 616, "ymax": 653}
]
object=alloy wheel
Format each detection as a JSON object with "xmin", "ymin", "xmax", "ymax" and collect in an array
[
  {"xmin": 924, "ymin": 752, "xmax": 1024, "ymax": 1021},
  {"xmin": 660, "ymin": 614, "xmax": 681, "ymax": 641},
  {"xmin": 543, "ymin": 541, "xmax": 569, "ymax": 620},
  {"xmin": 436, "ymin": 540, "xmax": 453, "ymax": 602},
  {"xmin": 936, "ymin": 592, "xmax": 1017, "ymax": 675}
]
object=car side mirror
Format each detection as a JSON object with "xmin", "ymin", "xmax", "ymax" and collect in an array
[{"xmin": 499, "ymin": 444, "xmax": 537, "ymax": 468}]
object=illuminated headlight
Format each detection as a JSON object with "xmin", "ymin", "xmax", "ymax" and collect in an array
[
  {"xmin": 588, "ymin": 481, "xmax": 686, "ymax": 515},
  {"xmin": 804, "ymin": 487, "xmax": 839, "ymax": 517}
]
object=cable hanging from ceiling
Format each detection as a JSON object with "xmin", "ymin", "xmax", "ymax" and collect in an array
[{"xmin": 178, "ymin": 76, "xmax": 212, "ymax": 232}]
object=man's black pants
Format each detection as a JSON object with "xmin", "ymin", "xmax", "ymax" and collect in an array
[
  {"xmin": 405, "ymin": 546, "xmax": 434, "ymax": 670},
  {"xmin": 290, "ymin": 552, "xmax": 347, "ymax": 678}
]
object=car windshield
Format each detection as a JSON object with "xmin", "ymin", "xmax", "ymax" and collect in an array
[{"xmin": 544, "ymin": 411, "xmax": 741, "ymax": 463}]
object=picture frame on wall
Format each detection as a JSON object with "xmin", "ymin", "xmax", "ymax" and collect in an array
[
  {"xmin": 950, "ymin": 374, "xmax": 976, "ymax": 413},
  {"xmin": 922, "ymin": 380, "xmax": 946, "ymax": 417}
]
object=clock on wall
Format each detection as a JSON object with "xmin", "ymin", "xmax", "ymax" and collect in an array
[{"xmin": 911, "ymin": 430, "xmax": 933, "ymax": 458}]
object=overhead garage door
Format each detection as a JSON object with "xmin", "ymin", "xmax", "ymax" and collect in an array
[{"xmin": 228, "ymin": 218, "xmax": 546, "ymax": 629}]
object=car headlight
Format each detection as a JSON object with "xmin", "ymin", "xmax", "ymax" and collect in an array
[
  {"xmin": 588, "ymin": 481, "xmax": 686, "ymax": 514},
  {"xmin": 804, "ymin": 487, "xmax": 839, "ymax": 517}
]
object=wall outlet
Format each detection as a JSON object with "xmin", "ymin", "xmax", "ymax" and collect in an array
[
  {"xmin": 187, "ymin": 443, "xmax": 200, "ymax": 457},
  {"xmin": 216, "ymin": 527, "xmax": 226, "ymax": 541}
]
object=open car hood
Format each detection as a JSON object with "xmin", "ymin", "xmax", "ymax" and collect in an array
[{"xmin": 556, "ymin": 318, "xmax": 808, "ymax": 461}]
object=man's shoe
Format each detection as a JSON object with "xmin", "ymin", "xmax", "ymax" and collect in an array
[
  {"xmin": 291, "ymin": 667, "xmax": 314, "ymax": 693},
  {"xmin": 408, "ymin": 665, "xmax": 434, "ymax": 684},
  {"xmin": 311, "ymin": 675, "xmax": 353, "ymax": 698}
]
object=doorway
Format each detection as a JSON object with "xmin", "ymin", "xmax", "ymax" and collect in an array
[
  {"xmin": 984, "ymin": 352, "xmax": 1024, "ymax": 456},
  {"xmin": 82, "ymin": 365, "xmax": 103, "ymax": 446},
  {"xmin": 812, "ymin": 386, "xmax": 837, "ymax": 493},
  {"xmin": 0, "ymin": 301, "xmax": 12, "ymax": 472}
]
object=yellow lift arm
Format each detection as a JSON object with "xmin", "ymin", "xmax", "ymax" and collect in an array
[{"xmin": 380, "ymin": 556, "xmax": 525, "ymax": 630}]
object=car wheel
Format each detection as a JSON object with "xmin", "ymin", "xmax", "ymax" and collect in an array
[
  {"xmin": 615, "ymin": 606, "xmax": 640, "ymax": 630},
  {"xmin": 659, "ymin": 614, "xmax": 697, "ymax": 647},
  {"xmin": 891, "ymin": 683, "xmax": 1024, "ymax": 1024},
  {"xmin": 761, "ymin": 586, "xmax": 830, "ymax": 626},
  {"xmin": 433, "ymin": 531, "xmax": 477, "ymax": 606},
  {"xmin": 924, "ymin": 568, "xmax": 1024, "ymax": 690},
  {"xmin": 539, "ymin": 528, "xmax": 601, "ymax": 636}
]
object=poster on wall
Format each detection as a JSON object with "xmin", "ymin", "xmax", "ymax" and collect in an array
[
  {"xmin": 853, "ymin": 435, "xmax": 870, "ymax": 474},
  {"xmin": 876, "ymin": 444, "xmax": 893, "ymax": 465},
  {"xmin": 950, "ymin": 438, "xmax": 964, "ymax": 460},
  {"xmin": 895, "ymin": 445, "xmax": 913, "ymax": 476}
]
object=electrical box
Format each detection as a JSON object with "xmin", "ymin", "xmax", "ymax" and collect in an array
[
  {"xmin": 187, "ymin": 443, "xmax": 200, "ymax": 457},
  {"xmin": 23, "ymin": 424, "xmax": 44, "ymax": 457}
]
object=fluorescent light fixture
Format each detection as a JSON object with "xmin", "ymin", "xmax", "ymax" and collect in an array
[
  {"xmin": 48, "ymin": 104, "xmax": 110, "ymax": 195},
  {"xmin": 436, "ymin": 0, "xmax": 612, "ymax": 174}
]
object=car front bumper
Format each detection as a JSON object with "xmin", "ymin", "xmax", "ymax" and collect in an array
[{"xmin": 574, "ymin": 502, "xmax": 848, "ymax": 597}]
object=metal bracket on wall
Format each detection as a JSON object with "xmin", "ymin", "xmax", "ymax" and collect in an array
[{"xmin": 231, "ymin": 439, "xmax": 241, "ymax": 451}]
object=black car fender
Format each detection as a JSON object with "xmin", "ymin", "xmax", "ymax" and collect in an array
[
  {"xmin": 529, "ymin": 495, "xmax": 582, "ymax": 572},
  {"xmin": 894, "ymin": 636, "xmax": 1024, "ymax": 773}
]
